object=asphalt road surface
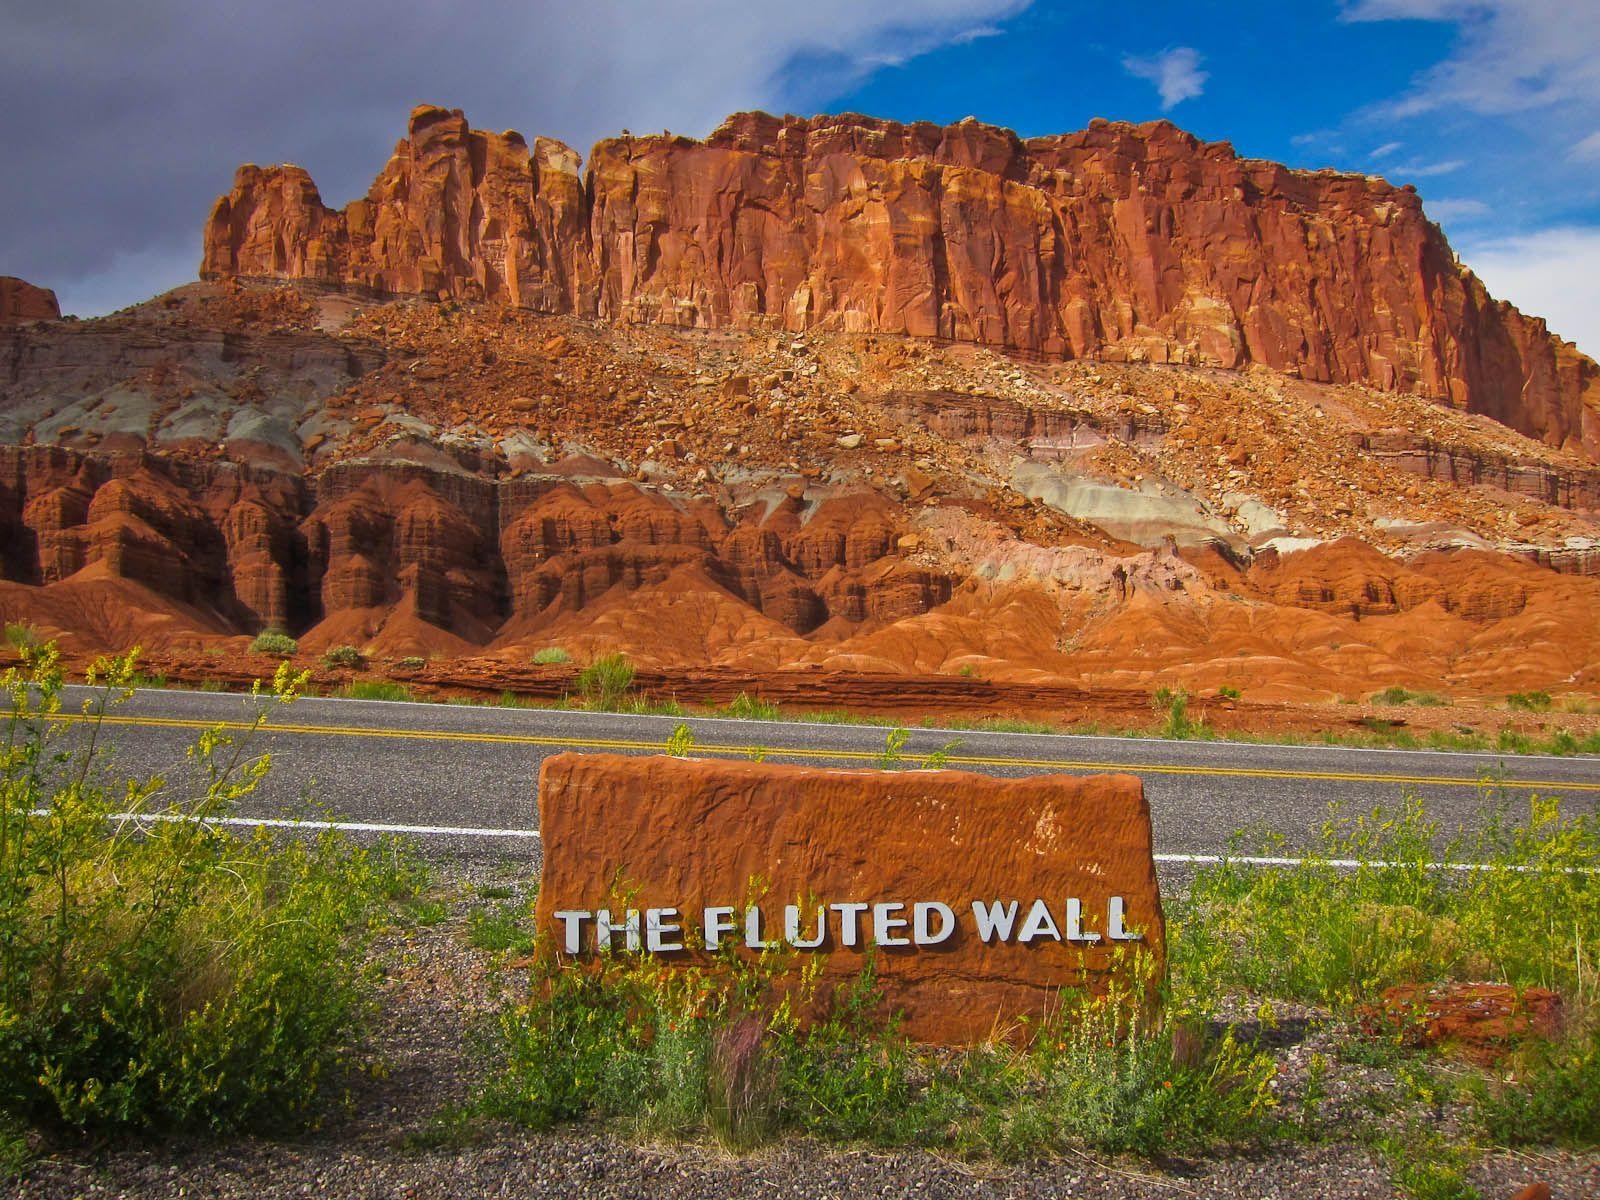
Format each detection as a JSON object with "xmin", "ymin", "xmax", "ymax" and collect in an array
[{"xmin": 26, "ymin": 685, "xmax": 1600, "ymax": 867}]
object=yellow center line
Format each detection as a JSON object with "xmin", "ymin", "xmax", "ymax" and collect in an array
[{"xmin": 41, "ymin": 711, "xmax": 1600, "ymax": 792}]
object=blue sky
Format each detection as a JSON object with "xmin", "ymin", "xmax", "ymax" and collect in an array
[{"xmin": 4, "ymin": 1, "xmax": 1597, "ymax": 354}]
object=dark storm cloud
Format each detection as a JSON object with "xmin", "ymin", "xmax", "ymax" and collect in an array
[{"xmin": 1, "ymin": 1, "xmax": 1026, "ymax": 316}]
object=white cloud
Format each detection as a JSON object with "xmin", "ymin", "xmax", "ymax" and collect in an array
[
  {"xmin": 1343, "ymin": 1, "xmax": 1600, "ymax": 116},
  {"xmin": 1571, "ymin": 131, "xmax": 1600, "ymax": 162},
  {"xmin": 1459, "ymin": 226, "xmax": 1600, "ymax": 358},
  {"xmin": 0, "ymin": 0, "xmax": 1032, "ymax": 316},
  {"xmin": 1369, "ymin": 140, "xmax": 1404, "ymax": 158},
  {"xmin": 1122, "ymin": 47, "xmax": 1209, "ymax": 110},
  {"xmin": 1389, "ymin": 158, "xmax": 1466, "ymax": 178},
  {"xmin": 1423, "ymin": 198, "xmax": 1489, "ymax": 223}
]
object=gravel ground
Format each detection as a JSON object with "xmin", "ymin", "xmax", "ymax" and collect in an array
[{"xmin": 8, "ymin": 855, "xmax": 1598, "ymax": 1200}]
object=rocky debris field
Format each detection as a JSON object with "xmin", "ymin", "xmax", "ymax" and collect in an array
[{"xmin": 1, "ymin": 280, "xmax": 1598, "ymax": 718}]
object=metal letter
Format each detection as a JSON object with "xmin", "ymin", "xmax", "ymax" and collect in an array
[
  {"xmin": 552, "ymin": 910, "xmax": 589, "ymax": 954},
  {"xmin": 830, "ymin": 902, "xmax": 869, "ymax": 948},
  {"xmin": 703, "ymin": 905, "xmax": 736, "ymax": 950},
  {"xmin": 596, "ymin": 908, "xmax": 641, "ymax": 952},
  {"xmin": 913, "ymin": 901, "xmax": 955, "ymax": 945},
  {"xmin": 873, "ymin": 902, "xmax": 910, "ymax": 947},
  {"xmin": 1108, "ymin": 896, "xmax": 1143, "ymax": 941},
  {"xmin": 971, "ymin": 899, "xmax": 1019, "ymax": 943},
  {"xmin": 1017, "ymin": 898, "xmax": 1062, "ymax": 943},
  {"xmin": 784, "ymin": 904, "xmax": 826, "ymax": 949},
  {"xmin": 1064, "ymin": 898, "xmax": 1101, "ymax": 943},
  {"xmin": 646, "ymin": 907, "xmax": 683, "ymax": 952},
  {"xmin": 745, "ymin": 905, "xmax": 773, "ymax": 950}
]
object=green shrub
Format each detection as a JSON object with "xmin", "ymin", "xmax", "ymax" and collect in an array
[
  {"xmin": 1217, "ymin": 685, "xmax": 1242, "ymax": 701},
  {"xmin": 1378, "ymin": 1123, "xmax": 1482, "ymax": 1200},
  {"xmin": 666, "ymin": 723, "xmax": 695, "ymax": 757},
  {"xmin": 1468, "ymin": 1017, "xmax": 1600, "ymax": 1146},
  {"xmin": 723, "ymin": 692, "xmax": 780, "ymax": 721},
  {"xmin": 1152, "ymin": 687, "xmax": 1204, "ymax": 739},
  {"xmin": 0, "ymin": 645, "xmax": 415, "ymax": 1136},
  {"xmin": 249, "ymin": 630, "xmax": 298, "ymax": 657},
  {"xmin": 532, "ymin": 646, "xmax": 571, "ymax": 666},
  {"xmin": 321, "ymin": 644, "xmax": 363, "ymax": 669},
  {"xmin": 576, "ymin": 653, "xmax": 636, "ymax": 711},
  {"xmin": 1506, "ymin": 691, "xmax": 1553, "ymax": 713},
  {"xmin": 874, "ymin": 727, "xmax": 912, "ymax": 769},
  {"xmin": 396, "ymin": 656, "xmax": 427, "ymax": 670}
]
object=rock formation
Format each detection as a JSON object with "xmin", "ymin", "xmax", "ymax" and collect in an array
[
  {"xmin": 0, "ymin": 277, "xmax": 60, "ymax": 324},
  {"xmin": 202, "ymin": 106, "xmax": 1599, "ymax": 459}
]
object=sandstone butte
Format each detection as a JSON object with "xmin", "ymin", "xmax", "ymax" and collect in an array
[
  {"xmin": 533, "ymin": 752, "xmax": 1165, "ymax": 1045},
  {"xmin": 0, "ymin": 276, "xmax": 60, "ymax": 325},
  {"xmin": 202, "ymin": 104, "xmax": 1598, "ymax": 461}
]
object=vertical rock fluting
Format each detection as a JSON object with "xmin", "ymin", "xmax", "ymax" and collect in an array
[{"xmin": 201, "ymin": 107, "xmax": 1599, "ymax": 460}]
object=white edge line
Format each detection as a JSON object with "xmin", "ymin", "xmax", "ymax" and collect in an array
[
  {"xmin": 22, "ymin": 809, "xmax": 1592, "ymax": 868},
  {"xmin": 27, "ymin": 808, "xmax": 541, "ymax": 839},
  {"xmin": 1153, "ymin": 852, "xmax": 1595, "ymax": 874}
]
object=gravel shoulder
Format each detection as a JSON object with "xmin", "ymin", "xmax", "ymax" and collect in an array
[{"xmin": 8, "ymin": 855, "xmax": 1598, "ymax": 1200}]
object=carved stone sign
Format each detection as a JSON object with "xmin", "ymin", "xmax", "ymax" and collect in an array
[{"xmin": 533, "ymin": 752, "xmax": 1165, "ymax": 1044}]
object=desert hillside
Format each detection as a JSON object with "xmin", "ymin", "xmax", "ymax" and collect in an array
[{"xmin": 2, "ymin": 106, "xmax": 1598, "ymax": 721}]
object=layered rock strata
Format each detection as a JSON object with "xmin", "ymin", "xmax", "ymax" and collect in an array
[
  {"xmin": 203, "ymin": 106, "xmax": 1600, "ymax": 458},
  {"xmin": 0, "ymin": 446, "xmax": 947, "ymax": 645}
]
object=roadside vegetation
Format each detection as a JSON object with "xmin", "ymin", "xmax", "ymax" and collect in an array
[
  {"xmin": 2, "ymin": 639, "xmax": 1595, "ymax": 1193},
  {"xmin": 0, "ymin": 643, "xmax": 421, "ymax": 1170},
  {"xmin": 468, "ymin": 784, "xmax": 1598, "ymax": 1197}
]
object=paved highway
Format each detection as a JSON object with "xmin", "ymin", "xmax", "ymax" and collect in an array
[{"xmin": 29, "ymin": 685, "xmax": 1600, "ymax": 866}]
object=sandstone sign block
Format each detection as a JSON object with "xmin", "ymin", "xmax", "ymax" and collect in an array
[{"xmin": 533, "ymin": 752, "xmax": 1165, "ymax": 1044}]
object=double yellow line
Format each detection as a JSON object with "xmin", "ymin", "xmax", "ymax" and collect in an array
[{"xmin": 43, "ymin": 710, "xmax": 1600, "ymax": 793}]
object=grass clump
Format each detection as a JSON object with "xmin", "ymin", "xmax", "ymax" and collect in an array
[
  {"xmin": 337, "ymin": 680, "xmax": 415, "ymax": 702},
  {"xmin": 532, "ymin": 646, "xmax": 571, "ymax": 666},
  {"xmin": 3, "ymin": 623, "xmax": 40, "ymax": 654},
  {"xmin": 321, "ymin": 644, "xmax": 363, "ymax": 669},
  {"xmin": 249, "ymin": 630, "xmax": 298, "ymax": 658},
  {"xmin": 0, "ymin": 644, "xmax": 418, "ymax": 1142},
  {"xmin": 576, "ymin": 653, "xmax": 636, "ymax": 711},
  {"xmin": 723, "ymin": 693, "xmax": 781, "ymax": 721},
  {"xmin": 1370, "ymin": 686, "xmax": 1449, "ymax": 708}
]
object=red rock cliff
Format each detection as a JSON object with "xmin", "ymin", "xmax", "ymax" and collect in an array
[
  {"xmin": 0, "ymin": 277, "xmax": 60, "ymax": 325},
  {"xmin": 202, "ymin": 106, "xmax": 1600, "ymax": 459}
]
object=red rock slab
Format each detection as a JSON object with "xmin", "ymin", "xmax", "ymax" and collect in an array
[
  {"xmin": 533, "ymin": 752, "xmax": 1165, "ymax": 1045},
  {"xmin": 1365, "ymin": 982, "xmax": 1564, "ymax": 1064}
]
